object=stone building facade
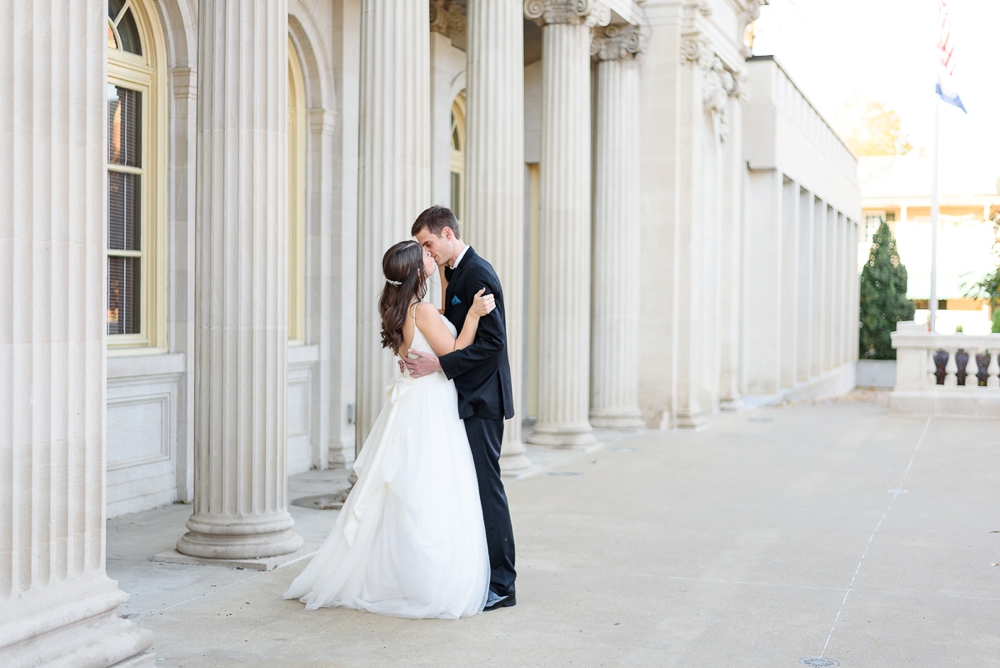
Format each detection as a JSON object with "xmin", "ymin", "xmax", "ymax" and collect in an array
[{"xmin": 1, "ymin": 0, "xmax": 859, "ymax": 664}]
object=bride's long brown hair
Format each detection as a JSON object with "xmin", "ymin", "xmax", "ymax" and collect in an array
[{"xmin": 379, "ymin": 240, "xmax": 428, "ymax": 353}]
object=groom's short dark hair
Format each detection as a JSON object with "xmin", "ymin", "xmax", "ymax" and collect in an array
[{"xmin": 411, "ymin": 205, "xmax": 461, "ymax": 239}]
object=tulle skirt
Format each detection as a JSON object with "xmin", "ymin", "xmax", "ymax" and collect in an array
[{"xmin": 283, "ymin": 371, "xmax": 489, "ymax": 619}]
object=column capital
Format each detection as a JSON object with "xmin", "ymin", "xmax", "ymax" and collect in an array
[
  {"xmin": 524, "ymin": 0, "xmax": 611, "ymax": 28},
  {"xmin": 430, "ymin": 0, "xmax": 466, "ymax": 38},
  {"xmin": 591, "ymin": 24, "xmax": 648, "ymax": 61}
]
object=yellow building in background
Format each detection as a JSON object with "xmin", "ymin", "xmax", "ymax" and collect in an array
[{"xmin": 860, "ymin": 153, "xmax": 1000, "ymax": 334}]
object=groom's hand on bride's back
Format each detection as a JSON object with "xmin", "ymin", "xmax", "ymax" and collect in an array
[{"xmin": 403, "ymin": 350, "xmax": 441, "ymax": 379}]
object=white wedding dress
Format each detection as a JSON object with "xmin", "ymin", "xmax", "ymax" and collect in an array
[{"xmin": 283, "ymin": 315, "xmax": 489, "ymax": 619}]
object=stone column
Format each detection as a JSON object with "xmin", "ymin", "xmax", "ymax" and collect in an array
[
  {"xmin": 0, "ymin": 1, "xmax": 154, "ymax": 663},
  {"xmin": 745, "ymin": 169, "xmax": 783, "ymax": 394},
  {"xmin": 523, "ymin": 0, "xmax": 608, "ymax": 446},
  {"xmin": 588, "ymin": 25, "xmax": 646, "ymax": 429},
  {"xmin": 841, "ymin": 213, "xmax": 851, "ymax": 365},
  {"xmin": 177, "ymin": 0, "xmax": 302, "ymax": 560},
  {"xmin": 780, "ymin": 177, "xmax": 799, "ymax": 388},
  {"xmin": 796, "ymin": 188, "xmax": 814, "ymax": 382},
  {"xmin": 355, "ymin": 0, "xmax": 430, "ymax": 448},
  {"xmin": 825, "ymin": 207, "xmax": 838, "ymax": 371},
  {"xmin": 466, "ymin": 1, "xmax": 532, "ymax": 470},
  {"xmin": 812, "ymin": 200, "xmax": 827, "ymax": 376},
  {"xmin": 851, "ymin": 219, "xmax": 860, "ymax": 360},
  {"xmin": 719, "ymin": 72, "xmax": 747, "ymax": 412}
]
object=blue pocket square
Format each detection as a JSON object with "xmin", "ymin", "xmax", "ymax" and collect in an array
[{"xmin": 451, "ymin": 295, "xmax": 462, "ymax": 306}]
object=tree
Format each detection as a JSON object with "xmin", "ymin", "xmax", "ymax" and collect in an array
[
  {"xmin": 837, "ymin": 97, "xmax": 913, "ymax": 157},
  {"xmin": 963, "ymin": 206, "xmax": 1000, "ymax": 317},
  {"xmin": 859, "ymin": 221, "xmax": 915, "ymax": 359}
]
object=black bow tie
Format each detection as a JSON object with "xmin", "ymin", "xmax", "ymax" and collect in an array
[{"xmin": 444, "ymin": 265, "xmax": 454, "ymax": 281}]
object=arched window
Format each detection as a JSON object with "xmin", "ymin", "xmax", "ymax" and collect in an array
[
  {"xmin": 288, "ymin": 37, "xmax": 307, "ymax": 343},
  {"xmin": 107, "ymin": 0, "xmax": 166, "ymax": 350},
  {"xmin": 450, "ymin": 95, "xmax": 466, "ymax": 227}
]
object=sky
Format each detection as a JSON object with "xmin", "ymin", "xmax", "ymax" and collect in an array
[{"xmin": 752, "ymin": 0, "xmax": 1000, "ymax": 188}]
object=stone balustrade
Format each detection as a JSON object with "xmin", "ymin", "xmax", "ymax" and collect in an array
[{"xmin": 890, "ymin": 322, "xmax": 1000, "ymax": 417}]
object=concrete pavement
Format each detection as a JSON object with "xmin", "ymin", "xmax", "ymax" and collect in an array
[{"xmin": 107, "ymin": 393, "xmax": 1000, "ymax": 667}]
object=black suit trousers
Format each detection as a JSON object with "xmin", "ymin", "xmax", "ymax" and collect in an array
[{"xmin": 463, "ymin": 416, "xmax": 516, "ymax": 597}]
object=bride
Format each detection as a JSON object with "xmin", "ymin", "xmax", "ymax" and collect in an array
[{"xmin": 283, "ymin": 240, "xmax": 494, "ymax": 619}]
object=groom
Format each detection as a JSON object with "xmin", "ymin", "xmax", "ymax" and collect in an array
[{"xmin": 405, "ymin": 205, "xmax": 517, "ymax": 611}]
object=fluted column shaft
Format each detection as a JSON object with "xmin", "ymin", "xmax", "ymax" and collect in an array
[
  {"xmin": 589, "ymin": 28, "xmax": 645, "ymax": 429},
  {"xmin": 178, "ymin": 0, "xmax": 302, "ymax": 560},
  {"xmin": 356, "ymin": 0, "xmax": 431, "ymax": 448},
  {"xmin": 524, "ymin": 1, "xmax": 608, "ymax": 445},
  {"xmin": 0, "ymin": 2, "xmax": 153, "ymax": 663},
  {"xmin": 466, "ymin": 1, "xmax": 531, "ymax": 470}
]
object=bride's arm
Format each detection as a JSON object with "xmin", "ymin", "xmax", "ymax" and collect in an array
[{"xmin": 413, "ymin": 290, "xmax": 494, "ymax": 356}]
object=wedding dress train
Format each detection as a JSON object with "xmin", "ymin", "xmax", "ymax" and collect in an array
[{"xmin": 283, "ymin": 315, "xmax": 489, "ymax": 619}]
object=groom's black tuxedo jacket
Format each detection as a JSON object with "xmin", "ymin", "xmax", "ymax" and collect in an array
[{"xmin": 438, "ymin": 247, "xmax": 514, "ymax": 422}]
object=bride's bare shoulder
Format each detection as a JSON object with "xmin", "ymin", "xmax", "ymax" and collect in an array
[{"xmin": 413, "ymin": 301, "xmax": 439, "ymax": 323}]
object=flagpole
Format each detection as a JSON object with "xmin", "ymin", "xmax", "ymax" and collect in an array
[{"xmin": 930, "ymin": 96, "xmax": 940, "ymax": 333}]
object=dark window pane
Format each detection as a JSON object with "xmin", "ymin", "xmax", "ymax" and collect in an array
[
  {"xmin": 450, "ymin": 172, "xmax": 461, "ymax": 221},
  {"xmin": 109, "ymin": 0, "xmax": 126, "ymax": 21},
  {"xmin": 108, "ymin": 171, "xmax": 141, "ymax": 251},
  {"xmin": 108, "ymin": 85, "xmax": 141, "ymax": 167},
  {"xmin": 117, "ymin": 8, "xmax": 142, "ymax": 56},
  {"xmin": 108, "ymin": 257, "xmax": 140, "ymax": 336}
]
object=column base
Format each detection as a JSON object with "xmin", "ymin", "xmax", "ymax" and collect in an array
[
  {"xmin": 0, "ymin": 580, "xmax": 154, "ymax": 667},
  {"xmin": 675, "ymin": 411, "xmax": 708, "ymax": 430},
  {"xmin": 177, "ymin": 513, "xmax": 303, "ymax": 560},
  {"xmin": 720, "ymin": 397, "xmax": 745, "ymax": 411},
  {"xmin": 525, "ymin": 422, "xmax": 597, "ymax": 446},
  {"xmin": 327, "ymin": 439, "xmax": 356, "ymax": 468},
  {"xmin": 499, "ymin": 436, "xmax": 533, "ymax": 473},
  {"xmin": 589, "ymin": 409, "xmax": 646, "ymax": 430}
]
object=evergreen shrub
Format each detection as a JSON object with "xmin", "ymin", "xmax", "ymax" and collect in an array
[{"xmin": 859, "ymin": 221, "xmax": 915, "ymax": 360}]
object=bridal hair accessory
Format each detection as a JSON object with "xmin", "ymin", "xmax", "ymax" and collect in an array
[{"xmin": 386, "ymin": 279, "xmax": 402, "ymax": 286}]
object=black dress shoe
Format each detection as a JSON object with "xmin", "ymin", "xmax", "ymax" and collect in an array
[{"xmin": 484, "ymin": 592, "xmax": 516, "ymax": 611}]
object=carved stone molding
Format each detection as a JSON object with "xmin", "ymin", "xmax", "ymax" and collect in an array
[
  {"xmin": 308, "ymin": 108, "xmax": 337, "ymax": 136},
  {"xmin": 524, "ymin": 0, "xmax": 611, "ymax": 28},
  {"xmin": 172, "ymin": 67, "xmax": 196, "ymax": 100},
  {"xmin": 703, "ymin": 56, "xmax": 732, "ymax": 116},
  {"xmin": 698, "ymin": 52, "xmax": 749, "ymax": 143},
  {"xmin": 732, "ymin": 69, "xmax": 750, "ymax": 102},
  {"xmin": 680, "ymin": 34, "xmax": 710, "ymax": 63},
  {"xmin": 592, "ymin": 24, "xmax": 648, "ymax": 61},
  {"xmin": 744, "ymin": 0, "xmax": 765, "ymax": 20},
  {"xmin": 738, "ymin": 0, "xmax": 766, "ymax": 58},
  {"xmin": 697, "ymin": 1, "xmax": 712, "ymax": 17},
  {"xmin": 430, "ymin": 0, "xmax": 466, "ymax": 38}
]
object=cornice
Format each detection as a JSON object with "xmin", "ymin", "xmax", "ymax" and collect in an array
[
  {"xmin": 524, "ymin": 0, "xmax": 612, "ymax": 28},
  {"xmin": 592, "ymin": 24, "xmax": 648, "ymax": 61}
]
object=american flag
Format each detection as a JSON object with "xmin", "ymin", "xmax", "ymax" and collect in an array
[{"xmin": 935, "ymin": 0, "xmax": 967, "ymax": 112}]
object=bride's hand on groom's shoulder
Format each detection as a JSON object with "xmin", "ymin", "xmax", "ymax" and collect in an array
[{"xmin": 469, "ymin": 288, "xmax": 495, "ymax": 319}]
